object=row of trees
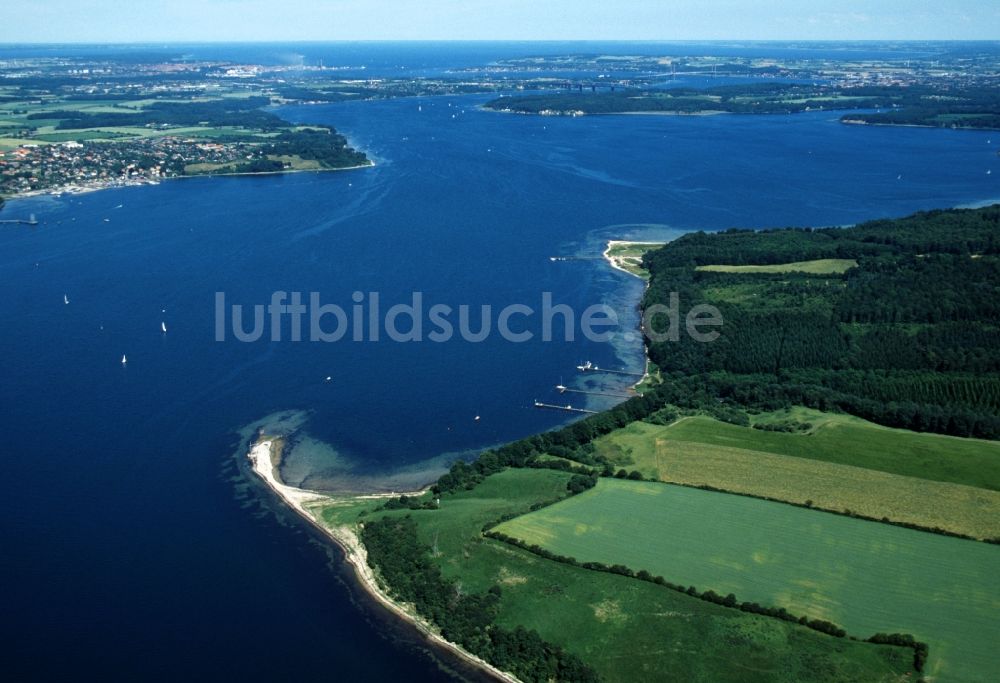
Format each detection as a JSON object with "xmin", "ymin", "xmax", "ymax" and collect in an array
[{"xmin": 867, "ymin": 633, "xmax": 930, "ymax": 672}]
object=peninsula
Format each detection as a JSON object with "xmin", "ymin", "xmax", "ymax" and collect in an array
[{"xmin": 250, "ymin": 205, "xmax": 1000, "ymax": 682}]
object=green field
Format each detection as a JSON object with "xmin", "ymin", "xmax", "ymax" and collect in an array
[
  {"xmin": 696, "ymin": 258, "xmax": 858, "ymax": 274},
  {"xmin": 320, "ymin": 469, "xmax": 914, "ymax": 682},
  {"xmin": 495, "ymin": 478, "xmax": 1000, "ymax": 682},
  {"xmin": 0, "ymin": 137, "xmax": 52, "ymax": 150},
  {"xmin": 598, "ymin": 410, "xmax": 1000, "ymax": 490},
  {"xmin": 593, "ymin": 412, "xmax": 1000, "ymax": 538}
]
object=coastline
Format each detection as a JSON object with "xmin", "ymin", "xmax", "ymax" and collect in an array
[
  {"xmin": 178, "ymin": 160, "xmax": 375, "ymax": 180},
  {"xmin": 602, "ymin": 240, "xmax": 665, "ymax": 390},
  {"xmin": 245, "ymin": 436, "xmax": 520, "ymax": 683},
  {"xmin": 841, "ymin": 118, "xmax": 1000, "ymax": 132},
  {"xmin": 602, "ymin": 239, "xmax": 665, "ymax": 279},
  {"xmin": 483, "ymin": 106, "xmax": 727, "ymax": 117},
  {"xmin": 4, "ymin": 160, "xmax": 375, "ymax": 201}
]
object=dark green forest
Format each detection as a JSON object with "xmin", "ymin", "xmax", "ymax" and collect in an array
[
  {"xmin": 262, "ymin": 128, "xmax": 369, "ymax": 168},
  {"xmin": 642, "ymin": 205, "xmax": 1000, "ymax": 438}
]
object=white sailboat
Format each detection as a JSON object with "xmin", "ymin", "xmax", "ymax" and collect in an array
[
  {"xmin": 121, "ymin": 354, "xmax": 127, "ymax": 365},
  {"xmin": 63, "ymin": 294, "xmax": 69, "ymax": 305},
  {"xmin": 161, "ymin": 321, "xmax": 167, "ymax": 333}
]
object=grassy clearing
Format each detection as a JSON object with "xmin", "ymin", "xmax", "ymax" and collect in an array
[
  {"xmin": 696, "ymin": 258, "xmax": 858, "ymax": 274},
  {"xmin": 269, "ymin": 154, "xmax": 322, "ymax": 170},
  {"xmin": 495, "ymin": 478, "xmax": 1000, "ymax": 682},
  {"xmin": 593, "ymin": 414, "xmax": 1000, "ymax": 538},
  {"xmin": 319, "ymin": 470, "xmax": 913, "ymax": 682},
  {"xmin": 182, "ymin": 162, "xmax": 233, "ymax": 174},
  {"xmin": 534, "ymin": 453, "xmax": 592, "ymax": 469},
  {"xmin": 183, "ymin": 155, "xmax": 325, "ymax": 175}
]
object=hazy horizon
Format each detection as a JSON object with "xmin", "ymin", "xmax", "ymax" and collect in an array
[
  {"xmin": 3, "ymin": 39, "xmax": 1000, "ymax": 45},
  {"xmin": 2, "ymin": 1, "xmax": 997, "ymax": 43}
]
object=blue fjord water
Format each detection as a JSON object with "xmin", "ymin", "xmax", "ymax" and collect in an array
[{"xmin": 2, "ymin": 46, "xmax": 999, "ymax": 680}]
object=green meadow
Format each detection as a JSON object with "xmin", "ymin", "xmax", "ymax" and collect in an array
[
  {"xmin": 495, "ymin": 478, "xmax": 1000, "ymax": 682},
  {"xmin": 320, "ymin": 469, "xmax": 915, "ymax": 683},
  {"xmin": 696, "ymin": 258, "xmax": 858, "ymax": 274}
]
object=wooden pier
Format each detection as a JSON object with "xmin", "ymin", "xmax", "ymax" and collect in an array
[
  {"xmin": 0, "ymin": 213, "xmax": 39, "ymax": 226},
  {"xmin": 555, "ymin": 384, "xmax": 633, "ymax": 399},
  {"xmin": 533, "ymin": 400, "xmax": 597, "ymax": 415},
  {"xmin": 575, "ymin": 361, "xmax": 643, "ymax": 378}
]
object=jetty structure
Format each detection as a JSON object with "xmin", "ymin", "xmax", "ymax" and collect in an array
[
  {"xmin": 533, "ymin": 400, "xmax": 597, "ymax": 415},
  {"xmin": 0, "ymin": 213, "xmax": 39, "ymax": 226},
  {"xmin": 576, "ymin": 360, "xmax": 643, "ymax": 378},
  {"xmin": 555, "ymin": 384, "xmax": 633, "ymax": 399}
]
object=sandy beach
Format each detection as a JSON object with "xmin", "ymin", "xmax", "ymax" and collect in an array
[
  {"xmin": 246, "ymin": 436, "xmax": 520, "ymax": 683},
  {"xmin": 602, "ymin": 240, "xmax": 665, "ymax": 388},
  {"xmin": 602, "ymin": 240, "xmax": 665, "ymax": 278}
]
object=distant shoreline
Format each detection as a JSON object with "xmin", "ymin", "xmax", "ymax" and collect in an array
[
  {"xmin": 484, "ymin": 106, "xmax": 727, "ymax": 118},
  {"xmin": 4, "ymin": 160, "xmax": 375, "ymax": 201},
  {"xmin": 177, "ymin": 160, "xmax": 375, "ymax": 179},
  {"xmin": 841, "ymin": 118, "xmax": 1000, "ymax": 132}
]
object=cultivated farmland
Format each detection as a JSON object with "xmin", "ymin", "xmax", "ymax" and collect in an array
[
  {"xmin": 593, "ymin": 414, "xmax": 1000, "ymax": 538},
  {"xmin": 494, "ymin": 479, "xmax": 1000, "ymax": 682},
  {"xmin": 321, "ymin": 469, "xmax": 916, "ymax": 682}
]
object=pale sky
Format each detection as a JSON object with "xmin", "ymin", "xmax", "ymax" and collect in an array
[{"xmin": 1, "ymin": 0, "xmax": 998, "ymax": 43}]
